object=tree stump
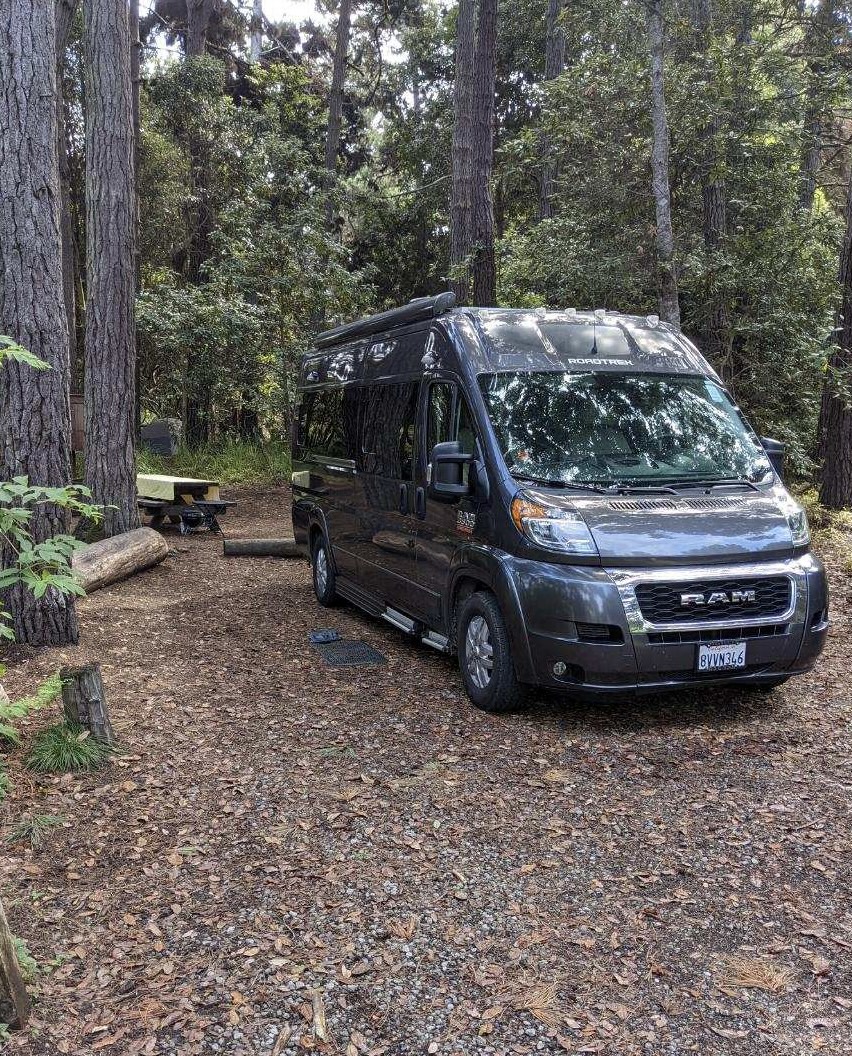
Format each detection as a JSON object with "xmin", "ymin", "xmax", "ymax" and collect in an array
[
  {"xmin": 0, "ymin": 894, "xmax": 30, "ymax": 1029},
  {"xmin": 59, "ymin": 663, "xmax": 115, "ymax": 746}
]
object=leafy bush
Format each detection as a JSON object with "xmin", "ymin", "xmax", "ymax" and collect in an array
[{"xmin": 26, "ymin": 722, "xmax": 115, "ymax": 774}]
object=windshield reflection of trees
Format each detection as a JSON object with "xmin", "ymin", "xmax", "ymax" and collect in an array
[{"xmin": 480, "ymin": 372, "xmax": 770, "ymax": 484}]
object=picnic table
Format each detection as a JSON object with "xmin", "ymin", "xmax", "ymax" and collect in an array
[{"xmin": 136, "ymin": 474, "xmax": 235, "ymax": 534}]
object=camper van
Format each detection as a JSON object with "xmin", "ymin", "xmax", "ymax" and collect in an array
[{"xmin": 291, "ymin": 294, "xmax": 828, "ymax": 712}]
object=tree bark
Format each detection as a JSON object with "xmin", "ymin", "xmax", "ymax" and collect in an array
[
  {"xmin": 324, "ymin": 0, "xmax": 353, "ymax": 227},
  {"xmin": 187, "ymin": 0, "xmax": 214, "ymax": 56},
  {"xmin": 0, "ymin": 0, "xmax": 79, "ymax": 646},
  {"xmin": 645, "ymin": 0, "xmax": 680, "ymax": 328},
  {"xmin": 71, "ymin": 526, "xmax": 169, "ymax": 592},
  {"xmin": 83, "ymin": 0, "xmax": 139, "ymax": 536},
  {"xmin": 450, "ymin": 0, "xmax": 475, "ymax": 304},
  {"xmin": 250, "ymin": 0, "xmax": 262, "ymax": 60},
  {"xmin": 818, "ymin": 169, "xmax": 852, "ymax": 508},
  {"xmin": 60, "ymin": 662, "xmax": 116, "ymax": 744},
  {"xmin": 692, "ymin": 0, "xmax": 733, "ymax": 383},
  {"xmin": 56, "ymin": 0, "xmax": 80, "ymax": 377},
  {"xmin": 469, "ymin": 0, "xmax": 498, "ymax": 306},
  {"xmin": 129, "ymin": 0, "xmax": 142, "ymax": 440},
  {"xmin": 538, "ymin": 0, "xmax": 565, "ymax": 221},
  {"xmin": 0, "ymin": 895, "xmax": 30, "ymax": 1028}
]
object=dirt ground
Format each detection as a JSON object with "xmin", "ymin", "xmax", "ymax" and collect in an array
[{"xmin": 1, "ymin": 487, "xmax": 851, "ymax": 1056}]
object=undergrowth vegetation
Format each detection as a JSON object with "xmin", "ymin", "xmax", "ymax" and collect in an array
[
  {"xmin": 26, "ymin": 722, "xmax": 115, "ymax": 775},
  {"xmin": 137, "ymin": 439, "xmax": 291, "ymax": 487}
]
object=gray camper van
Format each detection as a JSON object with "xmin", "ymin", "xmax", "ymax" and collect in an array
[{"xmin": 291, "ymin": 294, "xmax": 828, "ymax": 712}]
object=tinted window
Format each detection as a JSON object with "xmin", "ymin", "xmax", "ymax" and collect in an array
[
  {"xmin": 359, "ymin": 382, "xmax": 419, "ymax": 479},
  {"xmin": 301, "ymin": 387, "xmax": 358, "ymax": 459}
]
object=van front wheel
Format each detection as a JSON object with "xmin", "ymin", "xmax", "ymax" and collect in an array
[
  {"xmin": 457, "ymin": 591, "xmax": 527, "ymax": 713},
  {"xmin": 312, "ymin": 535, "xmax": 339, "ymax": 607}
]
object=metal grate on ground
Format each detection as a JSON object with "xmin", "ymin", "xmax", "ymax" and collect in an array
[{"xmin": 312, "ymin": 639, "xmax": 387, "ymax": 668}]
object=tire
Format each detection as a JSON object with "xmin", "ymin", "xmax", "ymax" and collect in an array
[
  {"xmin": 311, "ymin": 533, "xmax": 339, "ymax": 607},
  {"xmin": 457, "ymin": 590, "xmax": 527, "ymax": 713}
]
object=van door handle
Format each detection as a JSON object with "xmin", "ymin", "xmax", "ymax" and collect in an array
[
  {"xmin": 415, "ymin": 487, "xmax": 426, "ymax": 518},
  {"xmin": 398, "ymin": 483, "xmax": 408, "ymax": 513}
]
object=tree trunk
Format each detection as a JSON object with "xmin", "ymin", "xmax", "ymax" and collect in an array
[
  {"xmin": 449, "ymin": 0, "xmax": 475, "ymax": 304},
  {"xmin": 250, "ymin": 0, "xmax": 262, "ymax": 60},
  {"xmin": 0, "ymin": 895, "xmax": 30, "ymax": 1029},
  {"xmin": 223, "ymin": 537, "xmax": 299, "ymax": 558},
  {"xmin": 692, "ymin": 0, "xmax": 733, "ymax": 383},
  {"xmin": 0, "ymin": 0, "xmax": 79, "ymax": 646},
  {"xmin": 60, "ymin": 663, "xmax": 116, "ymax": 745},
  {"xmin": 818, "ymin": 169, "xmax": 852, "ymax": 508},
  {"xmin": 538, "ymin": 0, "xmax": 565, "ymax": 221},
  {"xmin": 324, "ymin": 0, "xmax": 353, "ymax": 227},
  {"xmin": 83, "ymin": 0, "xmax": 139, "ymax": 536},
  {"xmin": 186, "ymin": 0, "xmax": 214, "ymax": 56},
  {"xmin": 797, "ymin": 0, "xmax": 837, "ymax": 211},
  {"xmin": 56, "ymin": 0, "xmax": 80, "ymax": 376},
  {"xmin": 469, "ymin": 0, "xmax": 498, "ymax": 306},
  {"xmin": 645, "ymin": 0, "xmax": 680, "ymax": 328},
  {"xmin": 129, "ymin": 0, "xmax": 142, "ymax": 440}
]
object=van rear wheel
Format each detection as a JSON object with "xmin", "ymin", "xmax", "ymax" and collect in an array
[
  {"xmin": 312, "ymin": 534, "xmax": 339, "ymax": 607},
  {"xmin": 457, "ymin": 591, "xmax": 527, "ymax": 713}
]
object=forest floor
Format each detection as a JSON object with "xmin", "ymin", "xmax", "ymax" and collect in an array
[{"xmin": 1, "ymin": 487, "xmax": 852, "ymax": 1056}]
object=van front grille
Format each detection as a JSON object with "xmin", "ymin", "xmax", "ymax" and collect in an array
[
  {"xmin": 635, "ymin": 576, "xmax": 792, "ymax": 624},
  {"xmin": 647, "ymin": 623, "xmax": 790, "ymax": 645}
]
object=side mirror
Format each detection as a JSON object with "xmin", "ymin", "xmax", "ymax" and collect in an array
[
  {"xmin": 761, "ymin": 437, "xmax": 785, "ymax": 480},
  {"xmin": 429, "ymin": 441, "xmax": 473, "ymax": 501}
]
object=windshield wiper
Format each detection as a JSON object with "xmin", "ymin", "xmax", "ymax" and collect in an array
[
  {"xmin": 664, "ymin": 477, "xmax": 760, "ymax": 492},
  {"xmin": 511, "ymin": 473, "xmax": 610, "ymax": 493}
]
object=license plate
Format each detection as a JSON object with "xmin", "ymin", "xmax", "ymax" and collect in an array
[{"xmin": 696, "ymin": 641, "xmax": 746, "ymax": 673}]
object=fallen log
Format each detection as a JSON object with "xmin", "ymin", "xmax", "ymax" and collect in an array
[
  {"xmin": 0, "ymin": 894, "xmax": 30, "ymax": 1029},
  {"xmin": 223, "ymin": 537, "xmax": 300, "ymax": 558},
  {"xmin": 72, "ymin": 527, "xmax": 169, "ymax": 594},
  {"xmin": 60, "ymin": 663, "xmax": 116, "ymax": 746}
]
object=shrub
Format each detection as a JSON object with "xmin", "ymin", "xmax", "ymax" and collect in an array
[{"xmin": 26, "ymin": 722, "xmax": 115, "ymax": 775}]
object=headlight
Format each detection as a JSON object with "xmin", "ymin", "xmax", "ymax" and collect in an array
[
  {"xmin": 778, "ymin": 492, "xmax": 810, "ymax": 547},
  {"xmin": 510, "ymin": 492, "xmax": 598, "ymax": 554}
]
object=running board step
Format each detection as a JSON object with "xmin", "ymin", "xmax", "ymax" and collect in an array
[
  {"xmin": 382, "ymin": 607, "xmax": 418, "ymax": 634},
  {"xmin": 422, "ymin": 630, "xmax": 450, "ymax": 653}
]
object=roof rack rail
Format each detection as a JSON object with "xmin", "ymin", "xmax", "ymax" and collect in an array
[{"xmin": 315, "ymin": 292, "xmax": 457, "ymax": 350}]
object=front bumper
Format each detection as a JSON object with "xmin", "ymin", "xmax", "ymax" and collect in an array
[{"xmin": 505, "ymin": 553, "xmax": 829, "ymax": 695}]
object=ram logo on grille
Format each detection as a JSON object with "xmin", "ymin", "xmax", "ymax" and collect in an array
[{"xmin": 679, "ymin": 589, "xmax": 757, "ymax": 607}]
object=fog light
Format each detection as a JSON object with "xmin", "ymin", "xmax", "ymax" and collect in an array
[{"xmin": 553, "ymin": 661, "xmax": 567, "ymax": 676}]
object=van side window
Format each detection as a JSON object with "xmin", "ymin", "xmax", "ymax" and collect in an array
[
  {"xmin": 456, "ymin": 397, "xmax": 478, "ymax": 456},
  {"xmin": 359, "ymin": 382, "xmax": 419, "ymax": 480},
  {"xmin": 301, "ymin": 387, "xmax": 359, "ymax": 460},
  {"xmin": 427, "ymin": 382, "xmax": 454, "ymax": 454}
]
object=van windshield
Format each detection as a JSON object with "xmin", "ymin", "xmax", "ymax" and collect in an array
[{"xmin": 479, "ymin": 371, "xmax": 772, "ymax": 487}]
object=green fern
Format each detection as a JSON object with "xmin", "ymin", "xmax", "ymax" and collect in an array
[
  {"xmin": 26, "ymin": 722, "xmax": 114, "ymax": 774},
  {"xmin": 0, "ymin": 672, "xmax": 63, "ymax": 746},
  {"xmin": 0, "ymin": 765, "xmax": 9, "ymax": 801}
]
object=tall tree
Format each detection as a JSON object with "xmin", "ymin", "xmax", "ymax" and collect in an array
[
  {"xmin": 798, "ymin": 0, "xmax": 838, "ymax": 211},
  {"xmin": 0, "ymin": 0, "xmax": 79, "ymax": 644},
  {"xmin": 324, "ymin": 0, "xmax": 353, "ymax": 226},
  {"xmin": 450, "ymin": 0, "xmax": 498, "ymax": 305},
  {"xmin": 469, "ymin": 0, "xmax": 498, "ymax": 305},
  {"xmin": 645, "ymin": 0, "xmax": 680, "ymax": 327},
  {"xmin": 449, "ymin": 0, "xmax": 476, "ymax": 303},
  {"xmin": 250, "ymin": 0, "xmax": 262, "ymax": 60},
  {"xmin": 56, "ymin": 0, "xmax": 80, "ymax": 376},
  {"xmin": 692, "ymin": 0, "xmax": 733, "ymax": 382},
  {"xmin": 187, "ymin": 0, "xmax": 215, "ymax": 56},
  {"xmin": 818, "ymin": 168, "xmax": 852, "ymax": 508},
  {"xmin": 83, "ymin": 0, "xmax": 139, "ymax": 536},
  {"xmin": 539, "ymin": 0, "xmax": 565, "ymax": 221}
]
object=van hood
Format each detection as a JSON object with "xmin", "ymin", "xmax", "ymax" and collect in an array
[{"xmin": 565, "ymin": 486, "xmax": 796, "ymax": 565}]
